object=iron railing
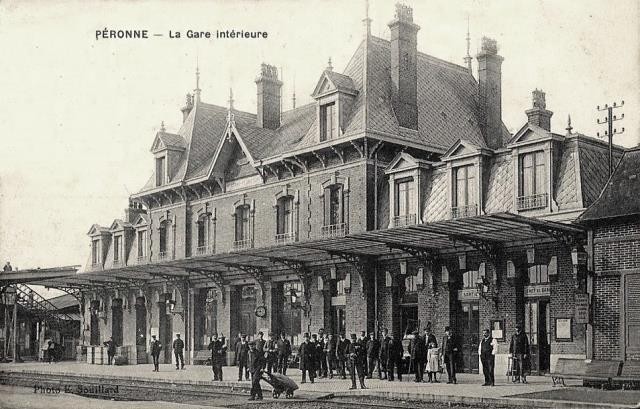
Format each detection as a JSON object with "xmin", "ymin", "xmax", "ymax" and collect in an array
[
  {"xmin": 451, "ymin": 204, "xmax": 478, "ymax": 219},
  {"xmin": 275, "ymin": 232, "xmax": 297, "ymax": 244},
  {"xmin": 393, "ymin": 213, "xmax": 417, "ymax": 227},
  {"xmin": 196, "ymin": 245, "xmax": 212, "ymax": 256},
  {"xmin": 233, "ymin": 239, "xmax": 254, "ymax": 251},
  {"xmin": 321, "ymin": 223, "xmax": 348, "ymax": 238},
  {"xmin": 517, "ymin": 193, "xmax": 548, "ymax": 210}
]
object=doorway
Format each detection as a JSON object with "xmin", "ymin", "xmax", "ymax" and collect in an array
[
  {"xmin": 460, "ymin": 303, "xmax": 480, "ymax": 373},
  {"xmin": 90, "ymin": 300, "xmax": 100, "ymax": 346},
  {"xmin": 135, "ymin": 297, "xmax": 147, "ymax": 363},
  {"xmin": 111, "ymin": 299, "xmax": 123, "ymax": 346},
  {"xmin": 238, "ymin": 286, "xmax": 256, "ymax": 338},
  {"xmin": 400, "ymin": 305, "xmax": 418, "ymax": 337},
  {"xmin": 525, "ymin": 299, "xmax": 550, "ymax": 374},
  {"xmin": 158, "ymin": 298, "xmax": 172, "ymax": 362}
]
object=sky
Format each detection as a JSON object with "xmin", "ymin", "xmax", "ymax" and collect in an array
[{"xmin": 0, "ymin": 0, "xmax": 638, "ymax": 278}]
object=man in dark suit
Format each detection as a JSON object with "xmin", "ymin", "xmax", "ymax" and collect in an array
[
  {"xmin": 366, "ymin": 332, "xmax": 380, "ymax": 379},
  {"xmin": 479, "ymin": 328, "xmax": 498, "ymax": 386},
  {"xmin": 441, "ymin": 326, "xmax": 458, "ymax": 384},
  {"xmin": 378, "ymin": 328, "xmax": 390, "ymax": 380},
  {"xmin": 150, "ymin": 335, "xmax": 162, "ymax": 372},
  {"xmin": 509, "ymin": 324, "xmax": 530, "ymax": 383},
  {"xmin": 255, "ymin": 331, "xmax": 266, "ymax": 369},
  {"xmin": 103, "ymin": 336, "xmax": 117, "ymax": 365},
  {"xmin": 247, "ymin": 341, "xmax": 263, "ymax": 401},
  {"xmin": 299, "ymin": 333, "xmax": 315, "ymax": 384},
  {"xmin": 335, "ymin": 333, "xmax": 350, "ymax": 379},
  {"xmin": 264, "ymin": 332, "xmax": 277, "ymax": 374},
  {"xmin": 409, "ymin": 330, "xmax": 426, "ymax": 382},
  {"xmin": 173, "ymin": 333, "xmax": 185, "ymax": 370},
  {"xmin": 386, "ymin": 332, "xmax": 403, "ymax": 381},
  {"xmin": 208, "ymin": 333, "xmax": 226, "ymax": 381},
  {"xmin": 318, "ymin": 329, "xmax": 328, "ymax": 378},
  {"xmin": 325, "ymin": 333, "xmax": 336, "ymax": 378},
  {"xmin": 235, "ymin": 334, "xmax": 250, "ymax": 381},
  {"xmin": 348, "ymin": 334, "xmax": 367, "ymax": 389},
  {"xmin": 276, "ymin": 332, "xmax": 291, "ymax": 375}
]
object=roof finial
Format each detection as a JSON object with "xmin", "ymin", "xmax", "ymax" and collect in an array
[
  {"xmin": 228, "ymin": 87, "xmax": 234, "ymax": 110},
  {"xmin": 464, "ymin": 15, "xmax": 472, "ymax": 74},
  {"xmin": 194, "ymin": 56, "xmax": 202, "ymax": 102},
  {"xmin": 160, "ymin": 121, "xmax": 166, "ymax": 132},
  {"xmin": 566, "ymin": 114, "xmax": 573, "ymax": 135},
  {"xmin": 327, "ymin": 57, "xmax": 333, "ymax": 71},
  {"xmin": 363, "ymin": 0, "xmax": 371, "ymax": 38}
]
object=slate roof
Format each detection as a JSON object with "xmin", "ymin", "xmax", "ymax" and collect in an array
[
  {"xmin": 578, "ymin": 146, "xmax": 640, "ymax": 222},
  {"xmin": 156, "ymin": 132, "xmax": 186, "ymax": 150}
]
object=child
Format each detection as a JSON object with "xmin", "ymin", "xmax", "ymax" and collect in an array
[{"xmin": 425, "ymin": 342, "xmax": 440, "ymax": 383}]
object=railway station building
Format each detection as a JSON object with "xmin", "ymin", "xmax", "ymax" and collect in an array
[{"xmin": 32, "ymin": 4, "xmax": 629, "ymax": 376}]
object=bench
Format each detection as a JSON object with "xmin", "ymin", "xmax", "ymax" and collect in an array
[
  {"xmin": 546, "ymin": 358, "xmax": 622, "ymax": 388},
  {"xmin": 613, "ymin": 361, "xmax": 640, "ymax": 390},
  {"xmin": 193, "ymin": 350, "xmax": 211, "ymax": 366}
]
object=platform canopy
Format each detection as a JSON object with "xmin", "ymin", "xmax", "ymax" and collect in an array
[
  {"xmin": 17, "ymin": 213, "xmax": 586, "ymax": 291},
  {"xmin": 0, "ymin": 266, "xmax": 80, "ymax": 285}
]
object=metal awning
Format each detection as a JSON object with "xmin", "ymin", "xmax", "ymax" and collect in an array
[
  {"xmin": 12, "ymin": 213, "xmax": 586, "ymax": 290},
  {"xmin": 0, "ymin": 266, "xmax": 80, "ymax": 285}
]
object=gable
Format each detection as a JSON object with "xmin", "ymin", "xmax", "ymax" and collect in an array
[
  {"xmin": 150, "ymin": 135, "xmax": 166, "ymax": 152},
  {"xmin": 312, "ymin": 73, "xmax": 337, "ymax": 97},
  {"xmin": 442, "ymin": 139, "xmax": 484, "ymax": 161}
]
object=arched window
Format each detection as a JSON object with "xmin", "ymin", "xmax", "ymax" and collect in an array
[
  {"xmin": 528, "ymin": 264, "xmax": 549, "ymax": 284},
  {"xmin": 462, "ymin": 270, "xmax": 480, "ymax": 289}
]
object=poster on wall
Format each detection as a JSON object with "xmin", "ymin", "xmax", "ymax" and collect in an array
[{"xmin": 555, "ymin": 318, "xmax": 573, "ymax": 341}]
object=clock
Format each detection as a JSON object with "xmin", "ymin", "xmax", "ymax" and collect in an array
[{"xmin": 254, "ymin": 305, "xmax": 267, "ymax": 318}]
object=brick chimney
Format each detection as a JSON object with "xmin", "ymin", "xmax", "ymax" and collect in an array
[
  {"xmin": 477, "ymin": 37, "xmax": 504, "ymax": 149},
  {"xmin": 526, "ymin": 89, "xmax": 553, "ymax": 131},
  {"xmin": 255, "ymin": 63, "xmax": 282, "ymax": 129},
  {"xmin": 388, "ymin": 3, "xmax": 420, "ymax": 130},
  {"xmin": 124, "ymin": 201, "xmax": 146, "ymax": 223},
  {"xmin": 180, "ymin": 93, "xmax": 194, "ymax": 123}
]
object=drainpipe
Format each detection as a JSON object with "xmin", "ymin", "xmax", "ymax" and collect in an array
[{"xmin": 373, "ymin": 152, "xmax": 379, "ymax": 336}]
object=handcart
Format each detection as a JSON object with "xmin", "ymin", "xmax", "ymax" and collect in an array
[{"xmin": 261, "ymin": 372, "xmax": 298, "ymax": 399}]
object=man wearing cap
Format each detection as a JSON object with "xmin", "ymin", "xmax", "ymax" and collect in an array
[
  {"xmin": 348, "ymin": 334, "xmax": 367, "ymax": 389},
  {"xmin": 255, "ymin": 331, "xmax": 266, "ymax": 370},
  {"xmin": 509, "ymin": 324, "xmax": 530, "ymax": 383},
  {"xmin": 264, "ymin": 332, "xmax": 277, "ymax": 374},
  {"xmin": 208, "ymin": 333, "xmax": 226, "ymax": 381},
  {"xmin": 335, "ymin": 333, "xmax": 350, "ymax": 379},
  {"xmin": 236, "ymin": 334, "xmax": 250, "ymax": 381},
  {"xmin": 276, "ymin": 332, "xmax": 291, "ymax": 375},
  {"xmin": 311, "ymin": 334, "xmax": 321, "ymax": 378},
  {"xmin": 299, "ymin": 333, "xmax": 315, "ymax": 383},
  {"xmin": 247, "ymin": 341, "xmax": 263, "ymax": 401},
  {"xmin": 172, "ymin": 333, "xmax": 185, "ymax": 370},
  {"xmin": 103, "ymin": 336, "xmax": 117, "ymax": 365},
  {"xmin": 317, "ymin": 329, "xmax": 328, "ymax": 378},
  {"xmin": 441, "ymin": 327, "xmax": 459, "ymax": 384},
  {"xmin": 150, "ymin": 335, "xmax": 162, "ymax": 372},
  {"xmin": 325, "ymin": 333, "xmax": 336, "ymax": 378},
  {"xmin": 387, "ymin": 332, "xmax": 403, "ymax": 381},
  {"xmin": 366, "ymin": 332, "xmax": 379, "ymax": 379},
  {"xmin": 410, "ymin": 330, "xmax": 425, "ymax": 382}
]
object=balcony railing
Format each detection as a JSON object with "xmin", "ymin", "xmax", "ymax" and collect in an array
[
  {"xmin": 233, "ymin": 239, "xmax": 254, "ymax": 251},
  {"xmin": 321, "ymin": 223, "xmax": 348, "ymax": 239},
  {"xmin": 393, "ymin": 213, "xmax": 417, "ymax": 227},
  {"xmin": 451, "ymin": 204, "xmax": 478, "ymax": 219},
  {"xmin": 275, "ymin": 231, "xmax": 297, "ymax": 245},
  {"xmin": 196, "ymin": 245, "xmax": 212, "ymax": 256},
  {"xmin": 136, "ymin": 255, "xmax": 147, "ymax": 263},
  {"xmin": 517, "ymin": 193, "xmax": 548, "ymax": 211}
]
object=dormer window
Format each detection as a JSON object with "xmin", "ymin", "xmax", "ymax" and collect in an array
[
  {"xmin": 518, "ymin": 151, "xmax": 547, "ymax": 210},
  {"xmin": 113, "ymin": 235, "xmax": 121, "ymax": 263},
  {"xmin": 320, "ymin": 103, "xmax": 337, "ymax": 141},
  {"xmin": 91, "ymin": 239, "xmax": 99, "ymax": 266},
  {"xmin": 394, "ymin": 178, "xmax": 416, "ymax": 226},
  {"xmin": 452, "ymin": 165, "xmax": 477, "ymax": 219},
  {"xmin": 155, "ymin": 156, "xmax": 166, "ymax": 186}
]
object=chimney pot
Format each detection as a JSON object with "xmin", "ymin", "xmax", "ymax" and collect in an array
[
  {"xmin": 255, "ymin": 63, "xmax": 282, "ymax": 129},
  {"xmin": 526, "ymin": 89, "xmax": 553, "ymax": 131}
]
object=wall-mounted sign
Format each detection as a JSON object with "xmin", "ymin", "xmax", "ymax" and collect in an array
[
  {"xmin": 575, "ymin": 293, "xmax": 589, "ymax": 324},
  {"xmin": 458, "ymin": 288, "xmax": 479, "ymax": 301},
  {"xmin": 525, "ymin": 284, "xmax": 550, "ymax": 298}
]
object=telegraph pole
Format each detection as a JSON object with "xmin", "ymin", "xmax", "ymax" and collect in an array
[{"xmin": 596, "ymin": 101, "xmax": 625, "ymax": 177}]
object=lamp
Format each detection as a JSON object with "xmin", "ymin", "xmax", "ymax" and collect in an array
[{"xmin": 289, "ymin": 288, "xmax": 309, "ymax": 314}]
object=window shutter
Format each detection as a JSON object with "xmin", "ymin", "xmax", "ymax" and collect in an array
[{"xmin": 625, "ymin": 274, "xmax": 640, "ymax": 353}]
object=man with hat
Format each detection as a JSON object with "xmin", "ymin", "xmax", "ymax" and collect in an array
[
  {"xmin": 255, "ymin": 331, "xmax": 266, "ymax": 370},
  {"xmin": 276, "ymin": 331, "xmax": 291, "ymax": 375},
  {"xmin": 365, "ymin": 332, "xmax": 379, "ymax": 379},
  {"xmin": 247, "ymin": 341, "xmax": 263, "ymax": 400},
  {"xmin": 386, "ymin": 332, "xmax": 403, "ymax": 381},
  {"xmin": 264, "ymin": 332, "xmax": 277, "ymax": 374},
  {"xmin": 150, "ymin": 335, "xmax": 162, "ymax": 372},
  {"xmin": 479, "ymin": 328, "xmax": 498, "ymax": 386},
  {"xmin": 299, "ymin": 333, "xmax": 315, "ymax": 383},
  {"xmin": 172, "ymin": 333, "xmax": 185, "ymax": 370},
  {"xmin": 409, "ymin": 330, "xmax": 426, "ymax": 382},
  {"xmin": 348, "ymin": 333, "xmax": 367, "ymax": 389},
  {"xmin": 441, "ymin": 327, "xmax": 459, "ymax": 384},
  {"xmin": 103, "ymin": 336, "xmax": 117, "ymax": 365},
  {"xmin": 378, "ymin": 328, "xmax": 390, "ymax": 380},
  {"xmin": 509, "ymin": 324, "xmax": 530, "ymax": 383},
  {"xmin": 235, "ymin": 334, "xmax": 250, "ymax": 381},
  {"xmin": 311, "ymin": 333, "xmax": 322, "ymax": 377},
  {"xmin": 208, "ymin": 332, "xmax": 226, "ymax": 381},
  {"xmin": 335, "ymin": 333, "xmax": 350, "ymax": 379},
  {"xmin": 325, "ymin": 333, "xmax": 336, "ymax": 378}
]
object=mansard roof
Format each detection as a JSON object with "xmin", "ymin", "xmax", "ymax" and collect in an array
[{"xmin": 578, "ymin": 146, "xmax": 640, "ymax": 222}]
